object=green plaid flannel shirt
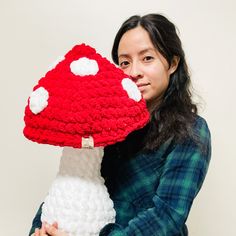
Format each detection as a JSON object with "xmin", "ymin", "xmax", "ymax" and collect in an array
[{"xmin": 29, "ymin": 116, "xmax": 211, "ymax": 236}]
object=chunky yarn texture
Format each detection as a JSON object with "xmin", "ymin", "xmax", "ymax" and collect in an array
[
  {"xmin": 23, "ymin": 44, "xmax": 150, "ymax": 236},
  {"xmin": 41, "ymin": 147, "xmax": 114, "ymax": 236},
  {"xmin": 23, "ymin": 44, "xmax": 149, "ymax": 148}
]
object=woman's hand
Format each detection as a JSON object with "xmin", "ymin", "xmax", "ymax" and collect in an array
[
  {"xmin": 31, "ymin": 221, "xmax": 49, "ymax": 236},
  {"xmin": 31, "ymin": 222, "xmax": 68, "ymax": 236},
  {"xmin": 44, "ymin": 222, "xmax": 68, "ymax": 236}
]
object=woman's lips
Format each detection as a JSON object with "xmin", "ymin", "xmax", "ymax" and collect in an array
[{"xmin": 136, "ymin": 83, "xmax": 149, "ymax": 92}]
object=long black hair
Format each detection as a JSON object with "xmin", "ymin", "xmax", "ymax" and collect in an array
[{"xmin": 112, "ymin": 14, "xmax": 199, "ymax": 150}]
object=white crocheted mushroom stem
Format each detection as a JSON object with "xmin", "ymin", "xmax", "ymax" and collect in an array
[{"xmin": 41, "ymin": 147, "xmax": 115, "ymax": 236}]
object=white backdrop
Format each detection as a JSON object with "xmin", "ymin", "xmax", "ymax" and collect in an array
[{"xmin": 0, "ymin": 0, "xmax": 235, "ymax": 235}]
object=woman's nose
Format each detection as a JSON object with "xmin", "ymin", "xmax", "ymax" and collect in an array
[{"xmin": 129, "ymin": 63, "xmax": 143, "ymax": 81}]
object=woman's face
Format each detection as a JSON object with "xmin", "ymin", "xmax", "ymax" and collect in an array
[{"xmin": 118, "ymin": 26, "xmax": 178, "ymax": 108}]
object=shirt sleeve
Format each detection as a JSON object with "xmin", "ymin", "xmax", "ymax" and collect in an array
[
  {"xmin": 100, "ymin": 117, "xmax": 211, "ymax": 236},
  {"xmin": 28, "ymin": 203, "xmax": 43, "ymax": 236}
]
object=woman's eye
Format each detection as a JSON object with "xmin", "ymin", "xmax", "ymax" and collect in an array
[
  {"xmin": 120, "ymin": 61, "xmax": 129, "ymax": 68},
  {"xmin": 144, "ymin": 56, "xmax": 154, "ymax": 61}
]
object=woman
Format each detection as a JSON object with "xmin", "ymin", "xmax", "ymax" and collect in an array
[{"xmin": 30, "ymin": 13, "xmax": 211, "ymax": 236}]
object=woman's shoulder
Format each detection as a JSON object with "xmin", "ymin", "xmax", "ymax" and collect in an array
[
  {"xmin": 192, "ymin": 115, "xmax": 211, "ymax": 144},
  {"xmin": 194, "ymin": 115, "xmax": 210, "ymax": 131},
  {"xmin": 173, "ymin": 114, "xmax": 211, "ymax": 161},
  {"xmin": 159, "ymin": 115, "xmax": 211, "ymax": 175}
]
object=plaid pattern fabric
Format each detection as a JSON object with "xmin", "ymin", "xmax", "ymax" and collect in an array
[{"xmin": 29, "ymin": 116, "xmax": 211, "ymax": 236}]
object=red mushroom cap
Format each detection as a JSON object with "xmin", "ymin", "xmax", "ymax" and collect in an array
[{"xmin": 23, "ymin": 44, "xmax": 150, "ymax": 148}]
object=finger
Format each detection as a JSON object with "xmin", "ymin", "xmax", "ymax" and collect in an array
[
  {"xmin": 34, "ymin": 228, "xmax": 39, "ymax": 236},
  {"xmin": 52, "ymin": 221, "xmax": 58, "ymax": 229},
  {"xmin": 40, "ymin": 222, "xmax": 46, "ymax": 235},
  {"xmin": 45, "ymin": 223, "xmax": 58, "ymax": 235},
  {"xmin": 39, "ymin": 225, "xmax": 47, "ymax": 236}
]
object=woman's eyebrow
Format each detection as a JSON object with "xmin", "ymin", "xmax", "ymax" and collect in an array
[
  {"xmin": 118, "ymin": 47, "xmax": 156, "ymax": 58},
  {"xmin": 138, "ymin": 48, "xmax": 156, "ymax": 55},
  {"xmin": 118, "ymin": 53, "xmax": 130, "ymax": 59}
]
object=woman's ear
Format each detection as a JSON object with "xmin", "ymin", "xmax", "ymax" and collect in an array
[{"xmin": 169, "ymin": 56, "xmax": 180, "ymax": 75}]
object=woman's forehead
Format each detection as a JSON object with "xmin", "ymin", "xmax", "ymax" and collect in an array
[{"xmin": 118, "ymin": 27, "xmax": 155, "ymax": 56}]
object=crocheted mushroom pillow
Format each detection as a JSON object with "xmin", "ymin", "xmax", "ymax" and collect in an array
[{"xmin": 23, "ymin": 44, "xmax": 150, "ymax": 236}]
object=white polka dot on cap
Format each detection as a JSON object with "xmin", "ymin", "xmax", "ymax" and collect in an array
[
  {"xmin": 29, "ymin": 87, "xmax": 49, "ymax": 114},
  {"xmin": 70, "ymin": 57, "xmax": 99, "ymax": 76},
  {"xmin": 121, "ymin": 78, "xmax": 142, "ymax": 102}
]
